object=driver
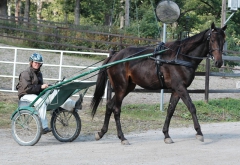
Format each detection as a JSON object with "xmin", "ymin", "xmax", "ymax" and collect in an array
[{"xmin": 16, "ymin": 53, "xmax": 82, "ymax": 134}]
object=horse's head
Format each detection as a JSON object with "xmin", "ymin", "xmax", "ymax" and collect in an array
[{"xmin": 208, "ymin": 22, "xmax": 227, "ymax": 68}]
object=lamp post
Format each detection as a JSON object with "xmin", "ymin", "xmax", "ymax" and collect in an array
[{"xmin": 155, "ymin": 0, "xmax": 180, "ymax": 111}]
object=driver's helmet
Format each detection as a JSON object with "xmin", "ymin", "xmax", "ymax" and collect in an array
[{"xmin": 29, "ymin": 53, "xmax": 43, "ymax": 63}]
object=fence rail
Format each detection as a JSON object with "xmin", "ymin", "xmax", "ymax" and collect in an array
[
  {"xmin": 0, "ymin": 17, "xmax": 159, "ymax": 53},
  {"xmin": 1, "ymin": 46, "xmax": 240, "ymax": 103},
  {"xmin": 0, "ymin": 46, "xmax": 108, "ymax": 98}
]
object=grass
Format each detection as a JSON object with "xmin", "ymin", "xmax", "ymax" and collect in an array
[
  {"xmin": 1, "ymin": 98, "xmax": 240, "ymax": 135},
  {"xmin": 0, "ymin": 102, "xmax": 17, "ymax": 128},
  {"xmin": 120, "ymin": 98, "xmax": 240, "ymax": 123}
]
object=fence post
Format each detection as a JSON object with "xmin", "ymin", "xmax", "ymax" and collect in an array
[
  {"xmin": 119, "ymin": 36, "xmax": 123, "ymax": 50},
  {"xmin": 54, "ymin": 27, "xmax": 59, "ymax": 50},
  {"xmin": 205, "ymin": 58, "xmax": 210, "ymax": 102}
]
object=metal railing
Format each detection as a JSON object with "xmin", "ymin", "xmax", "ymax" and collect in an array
[{"xmin": 0, "ymin": 46, "xmax": 109, "ymax": 98}]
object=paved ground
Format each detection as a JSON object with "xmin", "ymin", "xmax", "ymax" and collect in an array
[{"xmin": 1, "ymin": 122, "xmax": 240, "ymax": 165}]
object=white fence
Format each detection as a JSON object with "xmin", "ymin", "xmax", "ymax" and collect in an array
[{"xmin": 0, "ymin": 46, "xmax": 109, "ymax": 98}]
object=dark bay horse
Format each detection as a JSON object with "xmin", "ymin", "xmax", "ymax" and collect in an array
[{"xmin": 91, "ymin": 23, "xmax": 227, "ymax": 145}]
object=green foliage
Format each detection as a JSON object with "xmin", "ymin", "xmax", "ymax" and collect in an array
[
  {"xmin": 3, "ymin": 0, "xmax": 240, "ymax": 54},
  {"xmin": 125, "ymin": 7, "xmax": 161, "ymax": 38},
  {"xmin": 225, "ymin": 13, "xmax": 240, "ymax": 52}
]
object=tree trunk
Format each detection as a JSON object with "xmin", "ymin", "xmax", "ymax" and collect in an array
[
  {"xmin": 24, "ymin": 0, "xmax": 30, "ymax": 22},
  {"xmin": 74, "ymin": 0, "xmax": 80, "ymax": 25},
  {"xmin": 119, "ymin": 0, "xmax": 124, "ymax": 29},
  {"xmin": 64, "ymin": 0, "xmax": 68, "ymax": 23},
  {"xmin": 15, "ymin": 0, "xmax": 21, "ymax": 21},
  {"xmin": 36, "ymin": 0, "xmax": 42, "ymax": 23},
  {"xmin": 8, "ymin": 0, "xmax": 12, "ymax": 18},
  {"xmin": 0, "ymin": 0, "xmax": 8, "ymax": 18},
  {"xmin": 104, "ymin": 13, "xmax": 111, "ymax": 26},
  {"xmin": 125, "ymin": 0, "xmax": 130, "ymax": 26}
]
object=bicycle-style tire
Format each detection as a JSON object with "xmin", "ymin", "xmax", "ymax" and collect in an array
[
  {"xmin": 11, "ymin": 110, "xmax": 42, "ymax": 146},
  {"xmin": 51, "ymin": 108, "xmax": 81, "ymax": 142}
]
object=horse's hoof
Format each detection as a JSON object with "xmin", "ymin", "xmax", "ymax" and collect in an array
[
  {"xmin": 196, "ymin": 135, "xmax": 204, "ymax": 142},
  {"xmin": 95, "ymin": 132, "xmax": 101, "ymax": 141},
  {"xmin": 121, "ymin": 140, "xmax": 130, "ymax": 145},
  {"xmin": 164, "ymin": 138, "xmax": 174, "ymax": 144}
]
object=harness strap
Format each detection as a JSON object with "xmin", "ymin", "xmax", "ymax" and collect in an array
[
  {"xmin": 154, "ymin": 42, "xmax": 166, "ymax": 87},
  {"xmin": 152, "ymin": 42, "xmax": 195, "ymax": 68},
  {"xmin": 156, "ymin": 63, "xmax": 165, "ymax": 87},
  {"xmin": 151, "ymin": 57, "xmax": 194, "ymax": 68}
]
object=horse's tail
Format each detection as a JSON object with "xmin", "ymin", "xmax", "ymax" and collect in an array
[{"xmin": 90, "ymin": 56, "xmax": 112, "ymax": 118}]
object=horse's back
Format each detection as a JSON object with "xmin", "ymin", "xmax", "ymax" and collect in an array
[
  {"xmin": 108, "ymin": 45, "xmax": 196, "ymax": 90},
  {"xmin": 110, "ymin": 46, "xmax": 154, "ymax": 62}
]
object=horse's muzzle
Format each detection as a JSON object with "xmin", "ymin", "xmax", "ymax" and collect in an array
[{"xmin": 215, "ymin": 60, "xmax": 223, "ymax": 68}]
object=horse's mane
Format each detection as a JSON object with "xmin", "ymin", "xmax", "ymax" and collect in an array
[
  {"xmin": 182, "ymin": 29, "xmax": 208, "ymax": 44},
  {"xmin": 167, "ymin": 29, "xmax": 209, "ymax": 53}
]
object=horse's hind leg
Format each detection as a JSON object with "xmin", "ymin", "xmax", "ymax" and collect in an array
[
  {"xmin": 113, "ymin": 83, "xmax": 136, "ymax": 145},
  {"xmin": 162, "ymin": 92, "xmax": 180, "ymax": 144},
  {"xmin": 113, "ymin": 96, "xmax": 129, "ymax": 145},
  {"xmin": 176, "ymin": 87, "xmax": 204, "ymax": 142},
  {"xmin": 95, "ymin": 93, "xmax": 129, "ymax": 145},
  {"xmin": 95, "ymin": 96, "xmax": 115, "ymax": 140}
]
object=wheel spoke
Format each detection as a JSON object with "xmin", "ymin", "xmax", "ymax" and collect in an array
[
  {"xmin": 12, "ymin": 111, "xmax": 41, "ymax": 146},
  {"xmin": 51, "ymin": 110, "xmax": 81, "ymax": 142}
]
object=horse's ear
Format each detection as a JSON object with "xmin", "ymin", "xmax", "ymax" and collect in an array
[
  {"xmin": 211, "ymin": 22, "xmax": 216, "ymax": 31},
  {"xmin": 222, "ymin": 25, "xmax": 227, "ymax": 31}
]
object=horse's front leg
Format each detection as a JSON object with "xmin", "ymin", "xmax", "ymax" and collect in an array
[
  {"xmin": 162, "ymin": 92, "xmax": 180, "ymax": 144},
  {"xmin": 95, "ymin": 96, "xmax": 114, "ymax": 141},
  {"xmin": 177, "ymin": 87, "xmax": 204, "ymax": 142}
]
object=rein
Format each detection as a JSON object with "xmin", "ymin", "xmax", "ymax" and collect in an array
[
  {"xmin": 150, "ymin": 42, "xmax": 195, "ymax": 68},
  {"xmin": 151, "ymin": 28, "xmax": 225, "ymax": 68},
  {"xmin": 82, "ymin": 28, "xmax": 224, "ymax": 80},
  {"xmin": 176, "ymin": 30, "xmax": 214, "ymax": 60}
]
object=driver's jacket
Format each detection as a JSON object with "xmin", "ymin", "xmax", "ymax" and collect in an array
[{"xmin": 16, "ymin": 67, "xmax": 44, "ymax": 99}]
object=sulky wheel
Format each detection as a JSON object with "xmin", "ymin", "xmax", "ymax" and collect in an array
[
  {"xmin": 51, "ymin": 108, "xmax": 81, "ymax": 142},
  {"xmin": 11, "ymin": 110, "xmax": 42, "ymax": 146}
]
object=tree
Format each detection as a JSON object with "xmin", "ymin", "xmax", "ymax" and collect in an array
[
  {"xmin": 15, "ymin": 0, "xmax": 21, "ymax": 21},
  {"xmin": 125, "ymin": 0, "xmax": 130, "ymax": 26},
  {"xmin": 24, "ymin": 0, "xmax": 30, "ymax": 22},
  {"xmin": 74, "ymin": 0, "xmax": 80, "ymax": 25},
  {"xmin": 176, "ymin": 0, "xmax": 222, "ymax": 30},
  {"xmin": 37, "ymin": 0, "xmax": 43, "ymax": 22},
  {"xmin": 0, "ymin": 0, "xmax": 7, "ymax": 17},
  {"xmin": 120, "ymin": 0, "xmax": 124, "ymax": 28},
  {"xmin": 125, "ymin": 1, "xmax": 161, "ymax": 38},
  {"xmin": 0, "ymin": 0, "xmax": 7, "ymax": 18}
]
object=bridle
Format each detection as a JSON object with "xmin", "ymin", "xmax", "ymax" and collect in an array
[
  {"xmin": 207, "ymin": 29, "xmax": 225, "ymax": 59},
  {"xmin": 179, "ymin": 29, "xmax": 225, "ymax": 60}
]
